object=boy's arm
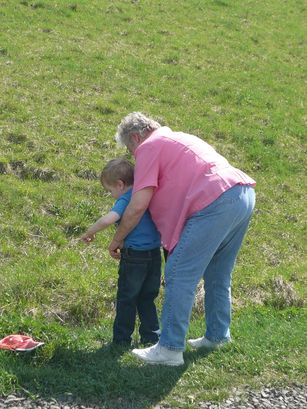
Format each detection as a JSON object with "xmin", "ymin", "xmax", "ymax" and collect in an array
[{"xmin": 80, "ymin": 211, "xmax": 120, "ymax": 243}]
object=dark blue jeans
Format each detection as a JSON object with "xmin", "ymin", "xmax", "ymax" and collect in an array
[{"xmin": 113, "ymin": 247, "xmax": 161, "ymax": 345}]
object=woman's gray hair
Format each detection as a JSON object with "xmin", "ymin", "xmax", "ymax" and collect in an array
[{"xmin": 115, "ymin": 112, "xmax": 161, "ymax": 147}]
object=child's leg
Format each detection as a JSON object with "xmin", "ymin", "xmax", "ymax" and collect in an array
[
  {"xmin": 113, "ymin": 250, "xmax": 156, "ymax": 344},
  {"xmin": 113, "ymin": 257, "xmax": 137, "ymax": 344},
  {"xmin": 137, "ymin": 249, "xmax": 161, "ymax": 344}
]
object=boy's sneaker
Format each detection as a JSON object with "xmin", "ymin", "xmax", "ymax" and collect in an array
[
  {"xmin": 187, "ymin": 336, "xmax": 230, "ymax": 350},
  {"xmin": 132, "ymin": 343, "xmax": 184, "ymax": 366}
]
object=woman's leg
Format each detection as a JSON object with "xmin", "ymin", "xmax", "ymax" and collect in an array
[
  {"xmin": 159, "ymin": 185, "xmax": 255, "ymax": 351},
  {"xmin": 203, "ymin": 214, "xmax": 253, "ymax": 342}
]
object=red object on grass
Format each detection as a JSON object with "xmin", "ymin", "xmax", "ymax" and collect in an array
[{"xmin": 0, "ymin": 335, "xmax": 44, "ymax": 351}]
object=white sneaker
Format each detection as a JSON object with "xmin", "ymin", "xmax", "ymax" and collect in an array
[
  {"xmin": 132, "ymin": 343, "xmax": 184, "ymax": 366},
  {"xmin": 187, "ymin": 336, "xmax": 229, "ymax": 350}
]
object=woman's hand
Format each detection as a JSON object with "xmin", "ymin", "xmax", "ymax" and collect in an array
[{"xmin": 109, "ymin": 238, "xmax": 123, "ymax": 259}]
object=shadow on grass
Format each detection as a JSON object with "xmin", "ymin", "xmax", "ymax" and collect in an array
[{"xmin": 3, "ymin": 344, "xmax": 211, "ymax": 408}]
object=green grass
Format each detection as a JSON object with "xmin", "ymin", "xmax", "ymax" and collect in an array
[
  {"xmin": 0, "ymin": 308, "xmax": 306, "ymax": 408},
  {"xmin": 0, "ymin": 0, "xmax": 306, "ymax": 407}
]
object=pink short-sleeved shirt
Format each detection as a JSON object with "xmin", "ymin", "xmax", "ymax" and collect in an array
[{"xmin": 133, "ymin": 127, "xmax": 256, "ymax": 252}]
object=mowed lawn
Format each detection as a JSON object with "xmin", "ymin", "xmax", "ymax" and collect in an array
[{"xmin": 0, "ymin": 1, "xmax": 306, "ymax": 408}]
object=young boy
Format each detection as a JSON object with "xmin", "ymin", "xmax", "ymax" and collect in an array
[{"xmin": 81, "ymin": 158, "xmax": 161, "ymax": 346}]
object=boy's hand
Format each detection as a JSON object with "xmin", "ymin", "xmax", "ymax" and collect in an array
[{"xmin": 80, "ymin": 232, "xmax": 95, "ymax": 244}]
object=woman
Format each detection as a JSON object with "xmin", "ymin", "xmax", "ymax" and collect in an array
[{"xmin": 109, "ymin": 112, "xmax": 256, "ymax": 366}]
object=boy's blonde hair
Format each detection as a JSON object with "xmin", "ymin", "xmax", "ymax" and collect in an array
[{"xmin": 100, "ymin": 158, "xmax": 134, "ymax": 186}]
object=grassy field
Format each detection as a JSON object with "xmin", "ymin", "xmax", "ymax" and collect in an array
[{"xmin": 0, "ymin": 0, "xmax": 306, "ymax": 407}]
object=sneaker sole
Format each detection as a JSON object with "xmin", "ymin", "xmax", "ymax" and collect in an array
[
  {"xmin": 132, "ymin": 351, "xmax": 184, "ymax": 366},
  {"xmin": 187, "ymin": 340, "xmax": 230, "ymax": 350},
  {"xmin": 187, "ymin": 340, "xmax": 217, "ymax": 350},
  {"xmin": 146, "ymin": 359, "xmax": 184, "ymax": 366}
]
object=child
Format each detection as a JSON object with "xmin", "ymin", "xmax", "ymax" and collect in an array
[{"xmin": 81, "ymin": 158, "xmax": 161, "ymax": 346}]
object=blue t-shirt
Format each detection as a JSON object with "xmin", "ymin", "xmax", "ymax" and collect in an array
[{"xmin": 111, "ymin": 188, "xmax": 161, "ymax": 250}]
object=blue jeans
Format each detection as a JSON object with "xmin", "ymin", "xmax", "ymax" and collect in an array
[
  {"xmin": 159, "ymin": 184, "xmax": 255, "ymax": 351},
  {"xmin": 113, "ymin": 247, "xmax": 161, "ymax": 345}
]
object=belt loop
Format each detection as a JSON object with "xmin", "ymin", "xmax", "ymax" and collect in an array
[{"xmin": 120, "ymin": 248, "xmax": 128, "ymax": 256}]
